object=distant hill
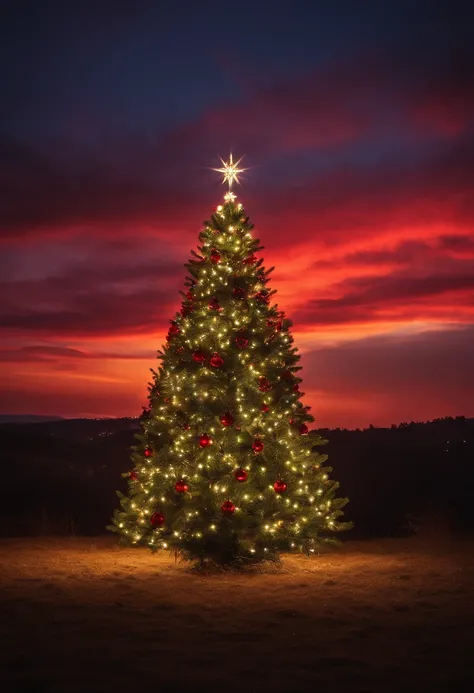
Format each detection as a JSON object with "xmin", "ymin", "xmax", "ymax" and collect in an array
[
  {"xmin": 0, "ymin": 414, "xmax": 65, "ymax": 424},
  {"xmin": 0, "ymin": 413, "xmax": 472, "ymax": 538},
  {"xmin": 0, "ymin": 414, "xmax": 471, "ymax": 429}
]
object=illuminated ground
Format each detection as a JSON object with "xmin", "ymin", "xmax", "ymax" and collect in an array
[{"xmin": 1, "ymin": 536, "xmax": 472, "ymax": 692}]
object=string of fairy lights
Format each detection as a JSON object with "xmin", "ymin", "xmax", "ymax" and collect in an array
[{"xmin": 111, "ymin": 155, "xmax": 346, "ymax": 560}]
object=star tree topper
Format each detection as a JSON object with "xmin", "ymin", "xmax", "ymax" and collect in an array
[{"xmin": 213, "ymin": 153, "xmax": 246, "ymax": 201}]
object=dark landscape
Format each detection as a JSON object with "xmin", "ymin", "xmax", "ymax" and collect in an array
[
  {"xmin": 1, "ymin": 416, "xmax": 473, "ymax": 691},
  {"xmin": 1, "ymin": 415, "xmax": 472, "ymax": 539}
]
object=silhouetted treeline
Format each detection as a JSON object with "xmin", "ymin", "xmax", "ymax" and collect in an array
[{"xmin": 0, "ymin": 416, "xmax": 472, "ymax": 539}]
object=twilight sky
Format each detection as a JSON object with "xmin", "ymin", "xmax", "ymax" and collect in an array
[{"xmin": 1, "ymin": 0, "xmax": 473, "ymax": 428}]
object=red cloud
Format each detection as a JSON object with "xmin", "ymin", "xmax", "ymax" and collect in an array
[
  {"xmin": 2, "ymin": 44, "xmax": 473, "ymax": 241},
  {"xmin": 0, "ymin": 346, "xmax": 154, "ymax": 362},
  {"xmin": 292, "ymin": 268, "xmax": 474, "ymax": 328},
  {"xmin": 1, "ymin": 44, "xmax": 473, "ymax": 425},
  {"xmin": 0, "ymin": 259, "xmax": 183, "ymax": 337},
  {"xmin": 438, "ymin": 235, "xmax": 474, "ymax": 257},
  {"xmin": 301, "ymin": 326, "xmax": 474, "ymax": 426}
]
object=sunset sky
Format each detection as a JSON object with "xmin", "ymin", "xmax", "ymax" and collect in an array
[{"xmin": 1, "ymin": 1, "xmax": 473, "ymax": 428}]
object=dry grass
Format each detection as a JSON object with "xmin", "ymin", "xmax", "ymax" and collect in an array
[{"xmin": 1, "ymin": 536, "xmax": 473, "ymax": 692}]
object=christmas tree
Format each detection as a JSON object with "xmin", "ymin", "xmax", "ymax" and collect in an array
[{"xmin": 109, "ymin": 155, "xmax": 351, "ymax": 566}]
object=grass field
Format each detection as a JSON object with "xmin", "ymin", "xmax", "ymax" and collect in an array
[{"xmin": 1, "ymin": 536, "xmax": 473, "ymax": 692}]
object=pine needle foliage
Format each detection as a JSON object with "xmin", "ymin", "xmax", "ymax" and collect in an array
[{"xmin": 109, "ymin": 197, "xmax": 352, "ymax": 566}]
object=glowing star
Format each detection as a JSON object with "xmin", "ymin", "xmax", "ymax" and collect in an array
[{"xmin": 213, "ymin": 153, "xmax": 246, "ymax": 189}]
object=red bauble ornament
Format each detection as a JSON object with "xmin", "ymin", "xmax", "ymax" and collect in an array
[
  {"xmin": 267, "ymin": 318, "xmax": 283, "ymax": 331},
  {"xmin": 175, "ymin": 479, "xmax": 189, "ymax": 494},
  {"xmin": 199, "ymin": 433, "xmax": 212, "ymax": 448},
  {"xmin": 252, "ymin": 439, "xmax": 264, "ymax": 453},
  {"xmin": 186, "ymin": 290, "xmax": 194, "ymax": 301},
  {"xmin": 181, "ymin": 305, "xmax": 192, "ymax": 317},
  {"xmin": 209, "ymin": 352, "xmax": 224, "ymax": 368},
  {"xmin": 235, "ymin": 335, "xmax": 249, "ymax": 349},
  {"xmin": 261, "ymin": 404, "xmax": 270, "ymax": 413},
  {"xmin": 183, "ymin": 423, "xmax": 190, "ymax": 431},
  {"xmin": 220, "ymin": 411, "xmax": 234, "ymax": 427},
  {"xmin": 210, "ymin": 249, "xmax": 221, "ymax": 264},
  {"xmin": 258, "ymin": 376, "xmax": 272, "ymax": 392},
  {"xmin": 293, "ymin": 384, "xmax": 300, "ymax": 392},
  {"xmin": 299, "ymin": 423, "xmax": 309, "ymax": 435},
  {"xmin": 168, "ymin": 322, "xmax": 180, "ymax": 336},
  {"xmin": 233, "ymin": 287, "xmax": 245, "ymax": 300},
  {"xmin": 150, "ymin": 512, "xmax": 165, "ymax": 527},
  {"xmin": 243, "ymin": 254, "xmax": 258, "ymax": 265},
  {"xmin": 255, "ymin": 291, "xmax": 269, "ymax": 304},
  {"xmin": 273, "ymin": 479, "xmax": 287, "ymax": 494},
  {"xmin": 234, "ymin": 468, "xmax": 248, "ymax": 482},
  {"xmin": 221, "ymin": 500, "xmax": 236, "ymax": 515},
  {"xmin": 144, "ymin": 448, "xmax": 152, "ymax": 458},
  {"xmin": 130, "ymin": 471, "xmax": 138, "ymax": 481},
  {"xmin": 192, "ymin": 350, "xmax": 206, "ymax": 363},
  {"xmin": 208, "ymin": 297, "xmax": 221, "ymax": 311}
]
